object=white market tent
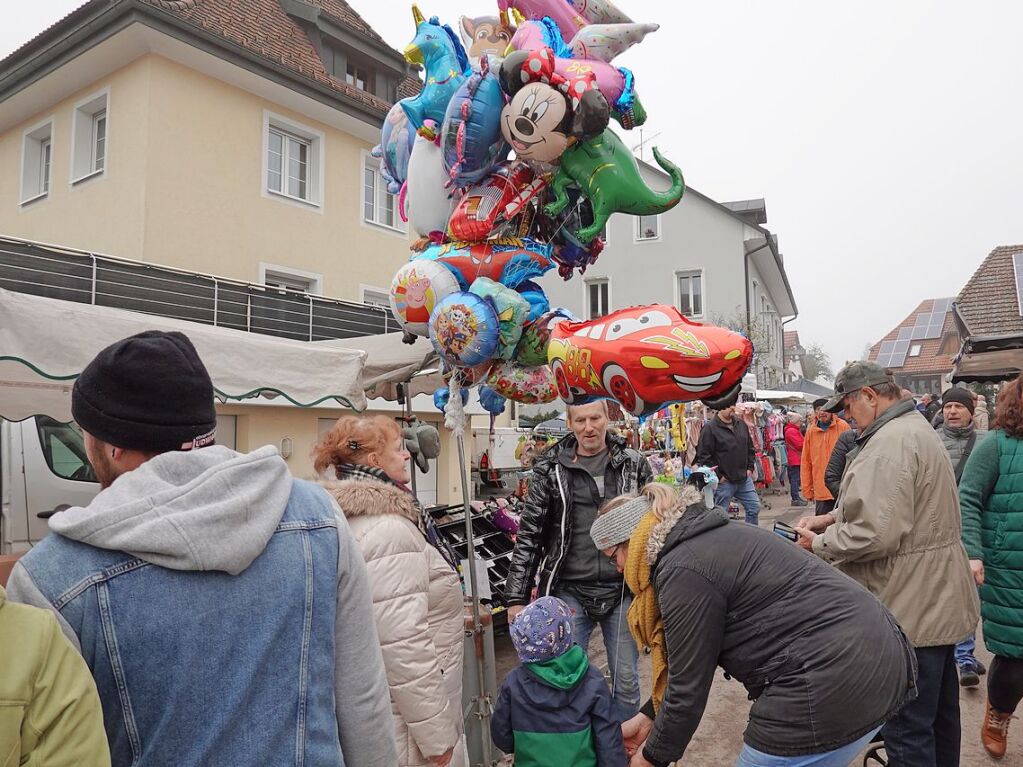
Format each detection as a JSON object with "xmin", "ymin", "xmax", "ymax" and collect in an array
[
  {"xmin": 316, "ymin": 332, "xmax": 443, "ymax": 401},
  {"xmin": 0, "ymin": 288, "xmax": 369, "ymax": 421}
]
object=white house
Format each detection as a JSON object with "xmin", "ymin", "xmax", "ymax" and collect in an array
[{"xmin": 537, "ymin": 160, "xmax": 798, "ymax": 390}]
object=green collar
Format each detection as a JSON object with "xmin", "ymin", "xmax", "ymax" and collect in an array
[{"xmin": 524, "ymin": 645, "xmax": 590, "ymax": 690}]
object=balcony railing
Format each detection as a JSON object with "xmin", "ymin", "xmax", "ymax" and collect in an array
[{"xmin": 0, "ymin": 236, "xmax": 401, "ymax": 340}]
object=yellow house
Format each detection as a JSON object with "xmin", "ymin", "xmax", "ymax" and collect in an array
[{"xmin": 0, "ymin": 0, "xmax": 499, "ymax": 503}]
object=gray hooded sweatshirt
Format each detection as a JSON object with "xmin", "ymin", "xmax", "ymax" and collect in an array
[{"xmin": 7, "ymin": 445, "xmax": 396, "ymax": 767}]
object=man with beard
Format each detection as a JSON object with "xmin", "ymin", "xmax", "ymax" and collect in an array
[
  {"xmin": 800, "ymin": 398, "xmax": 851, "ymax": 516},
  {"xmin": 7, "ymin": 331, "xmax": 395, "ymax": 766},
  {"xmin": 938, "ymin": 387, "xmax": 988, "ymax": 688}
]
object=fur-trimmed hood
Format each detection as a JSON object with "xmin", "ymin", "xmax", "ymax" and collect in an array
[
  {"xmin": 322, "ymin": 479, "xmax": 419, "ymax": 526},
  {"xmin": 646, "ymin": 485, "xmax": 729, "ymax": 565}
]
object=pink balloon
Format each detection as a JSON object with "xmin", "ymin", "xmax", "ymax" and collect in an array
[
  {"xmin": 498, "ymin": 0, "xmax": 588, "ymax": 43},
  {"xmin": 508, "ymin": 21, "xmax": 626, "ymax": 106}
]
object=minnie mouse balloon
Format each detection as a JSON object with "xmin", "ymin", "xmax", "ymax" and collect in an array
[
  {"xmin": 429, "ymin": 291, "xmax": 501, "ymax": 368},
  {"xmin": 498, "ymin": 48, "xmax": 609, "ymax": 166}
]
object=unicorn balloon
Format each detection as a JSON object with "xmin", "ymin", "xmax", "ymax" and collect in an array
[{"xmin": 401, "ymin": 6, "xmax": 470, "ymax": 134}]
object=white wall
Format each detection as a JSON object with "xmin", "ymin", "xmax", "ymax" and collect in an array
[{"xmin": 536, "ymin": 166, "xmax": 748, "ymax": 321}]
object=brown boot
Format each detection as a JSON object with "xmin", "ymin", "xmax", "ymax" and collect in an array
[{"xmin": 982, "ymin": 701, "xmax": 1015, "ymax": 759}]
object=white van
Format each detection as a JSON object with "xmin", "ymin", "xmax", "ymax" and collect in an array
[{"xmin": 0, "ymin": 417, "xmax": 100, "ymax": 553}]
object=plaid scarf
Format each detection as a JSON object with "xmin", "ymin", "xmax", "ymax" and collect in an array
[{"xmin": 335, "ymin": 463, "xmax": 459, "ymax": 571}]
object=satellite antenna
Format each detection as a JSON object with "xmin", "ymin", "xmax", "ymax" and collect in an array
[{"xmin": 631, "ymin": 129, "xmax": 662, "ymax": 162}]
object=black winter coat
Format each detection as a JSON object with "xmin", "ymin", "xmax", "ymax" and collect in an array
[
  {"xmin": 694, "ymin": 417, "xmax": 755, "ymax": 483},
  {"xmin": 824, "ymin": 429, "xmax": 858, "ymax": 499},
  {"xmin": 504, "ymin": 433, "xmax": 653, "ymax": 606},
  {"xmin": 639, "ymin": 502, "xmax": 916, "ymax": 765}
]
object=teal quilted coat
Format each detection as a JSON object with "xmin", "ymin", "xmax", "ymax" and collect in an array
[{"xmin": 961, "ymin": 430, "xmax": 1023, "ymax": 658}]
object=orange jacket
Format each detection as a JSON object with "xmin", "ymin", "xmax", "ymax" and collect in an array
[{"xmin": 800, "ymin": 416, "xmax": 850, "ymax": 501}]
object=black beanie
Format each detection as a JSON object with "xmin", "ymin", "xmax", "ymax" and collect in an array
[
  {"xmin": 941, "ymin": 387, "xmax": 975, "ymax": 415},
  {"xmin": 72, "ymin": 331, "xmax": 217, "ymax": 451}
]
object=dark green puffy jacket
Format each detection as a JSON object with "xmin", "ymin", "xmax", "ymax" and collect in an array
[{"xmin": 960, "ymin": 429, "xmax": 1023, "ymax": 658}]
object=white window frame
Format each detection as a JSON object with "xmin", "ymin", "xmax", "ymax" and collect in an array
[
  {"xmin": 674, "ymin": 269, "xmax": 705, "ymax": 319},
  {"xmin": 70, "ymin": 87, "xmax": 109, "ymax": 185},
  {"xmin": 1014, "ymin": 253, "xmax": 1023, "ymax": 316},
  {"xmin": 634, "ymin": 213, "xmax": 661, "ymax": 243},
  {"xmin": 360, "ymin": 284, "xmax": 391, "ymax": 306},
  {"xmin": 584, "ymin": 278, "xmax": 611, "ymax": 319},
  {"xmin": 909, "ymin": 343, "xmax": 922, "ymax": 357},
  {"xmin": 262, "ymin": 110, "xmax": 324, "ymax": 211},
  {"xmin": 20, "ymin": 117, "xmax": 54, "ymax": 205},
  {"xmin": 258, "ymin": 263, "xmax": 323, "ymax": 295},
  {"xmin": 360, "ymin": 149, "xmax": 406, "ymax": 236}
]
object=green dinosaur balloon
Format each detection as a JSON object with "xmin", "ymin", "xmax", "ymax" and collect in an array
[{"xmin": 545, "ymin": 129, "xmax": 685, "ymax": 243}]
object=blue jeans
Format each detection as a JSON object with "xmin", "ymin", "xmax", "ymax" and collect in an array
[
  {"xmin": 715, "ymin": 477, "xmax": 761, "ymax": 525},
  {"xmin": 954, "ymin": 634, "xmax": 978, "ymax": 669},
  {"xmin": 787, "ymin": 465, "xmax": 802, "ymax": 503},
  {"xmin": 735, "ymin": 728, "xmax": 881, "ymax": 766},
  {"xmin": 881, "ymin": 645, "xmax": 960, "ymax": 767},
  {"xmin": 555, "ymin": 589, "xmax": 640, "ymax": 723}
]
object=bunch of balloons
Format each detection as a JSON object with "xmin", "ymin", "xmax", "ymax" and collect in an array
[{"xmin": 379, "ymin": 1, "xmax": 754, "ymax": 426}]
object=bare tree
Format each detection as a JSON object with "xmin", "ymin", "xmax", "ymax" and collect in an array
[{"xmin": 800, "ymin": 343, "xmax": 835, "ymax": 382}]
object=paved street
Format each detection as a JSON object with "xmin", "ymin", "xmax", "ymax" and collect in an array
[{"xmin": 493, "ymin": 489, "xmax": 1013, "ymax": 765}]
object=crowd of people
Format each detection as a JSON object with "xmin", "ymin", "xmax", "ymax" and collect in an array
[{"xmin": 3, "ymin": 331, "xmax": 1022, "ymax": 767}]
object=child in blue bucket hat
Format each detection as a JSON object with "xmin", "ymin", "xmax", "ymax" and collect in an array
[{"xmin": 491, "ymin": 596, "xmax": 626, "ymax": 766}]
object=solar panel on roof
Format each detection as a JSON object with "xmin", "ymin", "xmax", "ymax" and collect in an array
[{"xmin": 898, "ymin": 327, "xmax": 913, "ymax": 341}]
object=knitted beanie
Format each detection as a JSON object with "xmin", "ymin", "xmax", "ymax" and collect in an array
[
  {"xmin": 941, "ymin": 387, "xmax": 975, "ymax": 415},
  {"xmin": 509, "ymin": 596, "xmax": 574, "ymax": 664},
  {"xmin": 590, "ymin": 495, "xmax": 652, "ymax": 550},
  {"xmin": 72, "ymin": 331, "xmax": 217, "ymax": 452}
]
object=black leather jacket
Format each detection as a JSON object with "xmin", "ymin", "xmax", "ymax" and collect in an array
[{"xmin": 504, "ymin": 433, "xmax": 653, "ymax": 606}]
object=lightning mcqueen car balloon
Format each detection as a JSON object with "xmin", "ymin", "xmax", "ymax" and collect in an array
[{"xmin": 546, "ymin": 304, "xmax": 754, "ymax": 416}]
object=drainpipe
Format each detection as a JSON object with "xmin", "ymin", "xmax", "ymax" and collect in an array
[{"xmin": 744, "ymin": 240, "xmax": 772, "ymax": 330}]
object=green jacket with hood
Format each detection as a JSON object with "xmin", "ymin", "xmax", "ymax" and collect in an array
[{"xmin": 491, "ymin": 645, "xmax": 626, "ymax": 767}]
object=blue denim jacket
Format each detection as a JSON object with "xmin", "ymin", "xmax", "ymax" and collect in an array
[{"xmin": 15, "ymin": 478, "xmax": 346, "ymax": 766}]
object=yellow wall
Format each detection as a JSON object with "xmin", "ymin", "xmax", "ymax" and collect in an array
[
  {"xmin": 0, "ymin": 50, "xmax": 505, "ymax": 502},
  {"xmin": 0, "ymin": 59, "xmax": 152, "ymax": 259},
  {"xmin": 0, "ymin": 54, "xmax": 410, "ymax": 300}
]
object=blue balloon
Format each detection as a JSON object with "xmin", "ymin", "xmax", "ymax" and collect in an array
[
  {"xmin": 516, "ymin": 280, "xmax": 550, "ymax": 323},
  {"xmin": 433, "ymin": 386, "xmax": 470, "ymax": 412},
  {"xmin": 428, "ymin": 291, "xmax": 501, "ymax": 368},
  {"xmin": 441, "ymin": 65, "xmax": 509, "ymax": 187},
  {"xmin": 479, "ymin": 386, "xmax": 507, "ymax": 416},
  {"xmin": 401, "ymin": 16, "xmax": 469, "ymax": 133},
  {"xmin": 375, "ymin": 102, "xmax": 416, "ymax": 194}
]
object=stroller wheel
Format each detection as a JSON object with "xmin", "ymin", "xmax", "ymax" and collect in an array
[{"xmin": 862, "ymin": 742, "xmax": 887, "ymax": 766}]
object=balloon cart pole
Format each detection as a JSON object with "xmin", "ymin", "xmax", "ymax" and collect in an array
[{"xmin": 457, "ymin": 430, "xmax": 496, "ymax": 766}]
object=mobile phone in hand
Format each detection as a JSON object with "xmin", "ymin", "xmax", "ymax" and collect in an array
[{"xmin": 772, "ymin": 521, "xmax": 799, "ymax": 542}]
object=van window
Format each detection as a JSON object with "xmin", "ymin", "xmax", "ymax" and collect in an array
[{"xmin": 35, "ymin": 417, "xmax": 98, "ymax": 483}]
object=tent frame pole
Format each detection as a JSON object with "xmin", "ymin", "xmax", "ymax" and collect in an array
[{"xmin": 457, "ymin": 431, "xmax": 494, "ymax": 766}]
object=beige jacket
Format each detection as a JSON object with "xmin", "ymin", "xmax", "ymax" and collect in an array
[
  {"xmin": 812, "ymin": 401, "xmax": 979, "ymax": 647},
  {"xmin": 327, "ymin": 480, "xmax": 465, "ymax": 767}
]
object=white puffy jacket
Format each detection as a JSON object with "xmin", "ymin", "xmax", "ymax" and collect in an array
[{"xmin": 327, "ymin": 480, "xmax": 465, "ymax": 767}]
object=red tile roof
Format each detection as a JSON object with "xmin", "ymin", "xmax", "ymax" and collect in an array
[
  {"xmin": 4, "ymin": 0, "xmax": 421, "ymax": 119},
  {"xmin": 783, "ymin": 330, "xmax": 800, "ymax": 351},
  {"xmin": 867, "ymin": 299, "xmax": 959, "ymax": 376},
  {"xmin": 956, "ymin": 244, "xmax": 1023, "ymax": 337}
]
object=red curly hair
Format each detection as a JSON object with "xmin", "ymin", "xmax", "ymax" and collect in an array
[
  {"xmin": 313, "ymin": 414, "xmax": 401, "ymax": 476},
  {"xmin": 995, "ymin": 374, "xmax": 1023, "ymax": 439}
]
